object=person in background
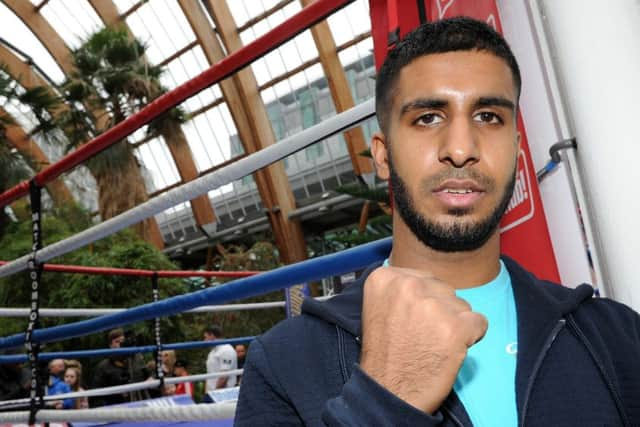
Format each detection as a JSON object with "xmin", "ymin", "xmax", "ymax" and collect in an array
[
  {"xmin": 234, "ymin": 344, "xmax": 247, "ymax": 385},
  {"xmin": 173, "ymin": 360, "xmax": 194, "ymax": 398},
  {"xmin": 203, "ymin": 325, "xmax": 237, "ymax": 391},
  {"xmin": 64, "ymin": 366, "xmax": 89, "ymax": 409},
  {"xmin": 160, "ymin": 350, "xmax": 176, "ymax": 379},
  {"xmin": 235, "ymin": 345, "xmax": 246, "ymax": 370},
  {"xmin": 47, "ymin": 359, "xmax": 73, "ymax": 409},
  {"xmin": 47, "ymin": 359, "xmax": 65, "ymax": 381},
  {"xmin": 0, "ymin": 349, "xmax": 29, "ymax": 402},
  {"xmin": 92, "ymin": 328, "xmax": 149, "ymax": 406}
]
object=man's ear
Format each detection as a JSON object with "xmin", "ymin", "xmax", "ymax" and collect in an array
[{"xmin": 371, "ymin": 132, "xmax": 390, "ymax": 180}]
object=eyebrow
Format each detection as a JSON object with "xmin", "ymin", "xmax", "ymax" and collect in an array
[
  {"xmin": 475, "ymin": 96, "xmax": 516, "ymax": 111},
  {"xmin": 398, "ymin": 96, "xmax": 516, "ymax": 117},
  {"xmin": 399, "ymin": 98, "xmax": 448, "ymax": 116}
]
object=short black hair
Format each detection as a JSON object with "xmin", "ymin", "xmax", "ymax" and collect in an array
[
  {"xmin": 375, "ymin": 16, "xmax": 521, "ymax": 134},
  {"xmin": 205, "ymin": 325, "xmax": 223, "ymax": 338},
  {"xmin": 174, "ymin": 359, "xmax": 189, "ymax": 368}
]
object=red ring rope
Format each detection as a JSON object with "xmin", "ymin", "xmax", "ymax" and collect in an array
[
  {"xmin": 0, "ymin": 0, "xmax": 353, "ymax": 208},
  {"xmin": 0, "ymin": 260, "xmax": 259, "ymax": 278}
]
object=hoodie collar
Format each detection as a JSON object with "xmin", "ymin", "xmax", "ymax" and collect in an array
[
  {"xmin": 302, "ymin": 256, "xmax": 593, "ymax": 340},
  {"xmin": 302, "ymin": 262, "xmax": 381, "ymax": 337}
]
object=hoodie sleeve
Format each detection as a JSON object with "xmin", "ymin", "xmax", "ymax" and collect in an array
[
  {"xmin": 236, "ymin": 334, "xmax": 444, "ymax": 426},
  {"xmin": 322, "ymin": 365, "xmax": 444, "ymax": 426},
  {"xmin": 235, "ymin": 337, "xmax": 303, "ymax": 426}
]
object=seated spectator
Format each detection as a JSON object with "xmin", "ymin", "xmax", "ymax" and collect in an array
[
  {"xmin": 47, "ymin": 359, "xmax": 73, "ymax": 409},
  {"xmin": 64, "ymin": 366, "xmax": 89, "ymax": 409},
  {"xmin": 173, "ymin": 360, "xmax": 194, "ymax": 398}
]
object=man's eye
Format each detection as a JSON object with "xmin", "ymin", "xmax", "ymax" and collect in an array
[
  {"xmin": 474, "ymin": 112, "xmax": 502, "ymax": 124},
  {"xmin": 415, "ymin": 113, "xmax": 443, "ymax": 126}
]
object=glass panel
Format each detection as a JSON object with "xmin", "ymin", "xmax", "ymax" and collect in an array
[
  {"xmin": 125, "ymin": 0, "xmax": 196, "ymax": 65},
  {"xmin": 0, "ymin": 3, "xmax": 66, "ymax": 84},
  {"xmin": 113, "ymin": 0, "xmax": 139, "ymax": 12},
  {"xmin": 135, "ymin": 137, "xmax": 180, "ymax": 192},
  {"xmin": 39, "ymin": 0, "xmax": 103, "ymax": 49},
  {"xmin": 327, "ymin": 0, "xmax": 371, "ymax": 46},
  {"xmin": 161, "ymin": 46, "xmax": 220, "ymax": 113}
]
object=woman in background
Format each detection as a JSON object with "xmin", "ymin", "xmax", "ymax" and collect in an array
[{"xmin": 64, "ymin": 366, "xmax": 89, "ymax": 409}]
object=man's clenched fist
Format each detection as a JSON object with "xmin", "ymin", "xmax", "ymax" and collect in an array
[{"xmin": 359, "ymin": 266, "xmax": 488, "ymax": 414}]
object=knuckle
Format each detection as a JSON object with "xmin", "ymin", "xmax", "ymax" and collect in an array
[{"xmin": 455, "ymin": 297, "xmax": 472, "ymax": 311}]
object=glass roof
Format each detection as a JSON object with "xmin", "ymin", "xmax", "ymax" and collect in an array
[{"xmin": 0, "ymin": 0, "xmax": 374, "ymax": 246}]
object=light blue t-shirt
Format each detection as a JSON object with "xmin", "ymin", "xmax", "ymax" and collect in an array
[
  {"xmin": 382, "ymin": 259, "xmax": 518, "ymax": 426},
  {"xmin": 454, "ymin": 260, "xmax": 518, "ymax": 426}
]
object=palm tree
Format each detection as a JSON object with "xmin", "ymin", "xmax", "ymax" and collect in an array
[
  {"xmin": 0, "ymin": 131, "xmax": 29, "ymax": 238},
  {"xmin": 0, "ymin": 66, "xmax": 57, "ymax": 236},
  {"xmin": 56, "ymin": 27, "xmax": 172, "ymax": 248}
]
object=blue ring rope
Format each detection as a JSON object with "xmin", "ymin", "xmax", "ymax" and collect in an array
[
  {"xmin": 0, "ymin": 337, "xmax": 254, "ymax": 364},
  {"xmin": 0, "ymin": 238, "xmax": 391, "ymax": 350}
]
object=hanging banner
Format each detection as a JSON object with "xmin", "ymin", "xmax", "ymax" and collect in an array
[{"xmin": 369, "ymin": 0, "xmax": 560, "ymax": 282}]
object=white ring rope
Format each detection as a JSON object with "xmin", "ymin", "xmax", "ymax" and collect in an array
[
  {"xmin": 0, "ymin": 296, "xmax": 331, "ymax": 317},
  {"xmin": 0, "ymin": 369, "xmax": 243, "ymax": 410},
  {"xmin": 0, "ymin": 98, "xmax": 375, "ymax": 279},
  {"xmin": 0, "ymin": 401, "xmax": 237, "ymax": 423}
]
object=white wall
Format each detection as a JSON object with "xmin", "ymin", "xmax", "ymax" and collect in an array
[
  {"xmin": 497, "ymin": 0, "xmax": 595, "ymax": 290},
  {"xmin": 537, "ymin": 0, "xmax": 640, "ymax": 309}
]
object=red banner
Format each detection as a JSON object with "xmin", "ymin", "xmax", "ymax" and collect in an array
[{"xmin": 370, "ymin": 0, "xmax": 560, "ymax": 282}]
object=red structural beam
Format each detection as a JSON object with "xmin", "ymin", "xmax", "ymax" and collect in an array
[
  {"xmin": 0, "ymin": 261, "xmax": 260, "ymax": 278},
  {"xmin": 0, "ymin": 0, "xmax": 353, "ymax": 208}
]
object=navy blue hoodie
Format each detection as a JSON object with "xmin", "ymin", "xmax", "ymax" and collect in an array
[{"xmin": 235, "ymin": 257, "xmax": 640, "ymax": 426}]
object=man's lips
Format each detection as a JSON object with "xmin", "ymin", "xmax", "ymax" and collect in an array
[
  {"xmin": 432, "ymin": 179, "xmax": 485, "ymax": 209},
  {"xmin": 432, "ymin": 179, "xmax": 485, "ymax": 193}
]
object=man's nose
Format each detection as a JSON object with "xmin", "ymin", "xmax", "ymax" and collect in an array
[{"xmin": 438, "ymin": 117, "xmax": 480, "ymax": 167}]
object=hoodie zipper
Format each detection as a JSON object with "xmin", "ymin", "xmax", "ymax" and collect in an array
[
  {"xmin": 566, "ymin": 315, "xmax": 630, "ymax": 426},
  {"xmin": 336, "ymin": 326, "xmax": 350, "ymax": 383},
  {"xmin": 520, "ymin": 318, "xmax": 565, "ymax": 427},
  {"xmin": 442, "ymin": 404, "xmax": 465, "ymax": 427}
]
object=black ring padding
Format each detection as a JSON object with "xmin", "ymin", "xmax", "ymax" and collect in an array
[
  {"xmin": 387, "ymin": 28, "xmax": 400, "ymax": 46},
  {"xmin": 27, "ymin": 179, "xmax": 44, "ymax": 424},
  {"xmin": 416, "ymin": 0, "xmax": 427, "ymax": 24},
  {"xmin": 151, "ymin": 272, "xmax": 164, "ymax": 389}
]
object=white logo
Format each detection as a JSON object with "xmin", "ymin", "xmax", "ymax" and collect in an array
[
  {"xmin": 486, "ymin": 14, "xmax": 497, "ymax": 30},
  {"xmin": 505, "ymin": 169, "xmax": 529, "ymax": 214},
  {"xmin": 505, "ymin": 342, "xmax": 518, "ymax": 355},
  {"xmin": 436, "ymin": 0, "xmax": 456, "ymax": 19}
]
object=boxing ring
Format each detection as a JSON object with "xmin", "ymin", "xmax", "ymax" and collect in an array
[{"xmin": 0, "ymin": 0, "xmax": 390, "ymax": 424}]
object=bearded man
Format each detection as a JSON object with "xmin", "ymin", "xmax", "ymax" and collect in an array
[{"xmin": 235, "ymin": 17, "xmax": 640, "ymax": 426}]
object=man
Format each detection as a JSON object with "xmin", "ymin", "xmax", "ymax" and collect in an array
[
  {"xmin": 91, "ymin": 329, "xmax": 148, "ymax": 406},
  {"xmin": 203, "ymin": 325, "xmax": 237, "ymax": 391},
  {"xmin": 47, "ymin": 358, "xmax": 65, "ymax": 380},
  {"xmin": 235, "ymin": 344, "xmax": 247, "ymax": 370},
  {"xmin": 235, "ymin": 17, "xmax": 640, "ymax": 426},
  {"xmin": 234, "ymin": 344, "xmax": 247, "ymax": 385}
]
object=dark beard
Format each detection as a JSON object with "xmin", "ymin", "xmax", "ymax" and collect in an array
[{"xmin": 389, "ymin": 155, "xmax": 517, "ymax": 253}]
